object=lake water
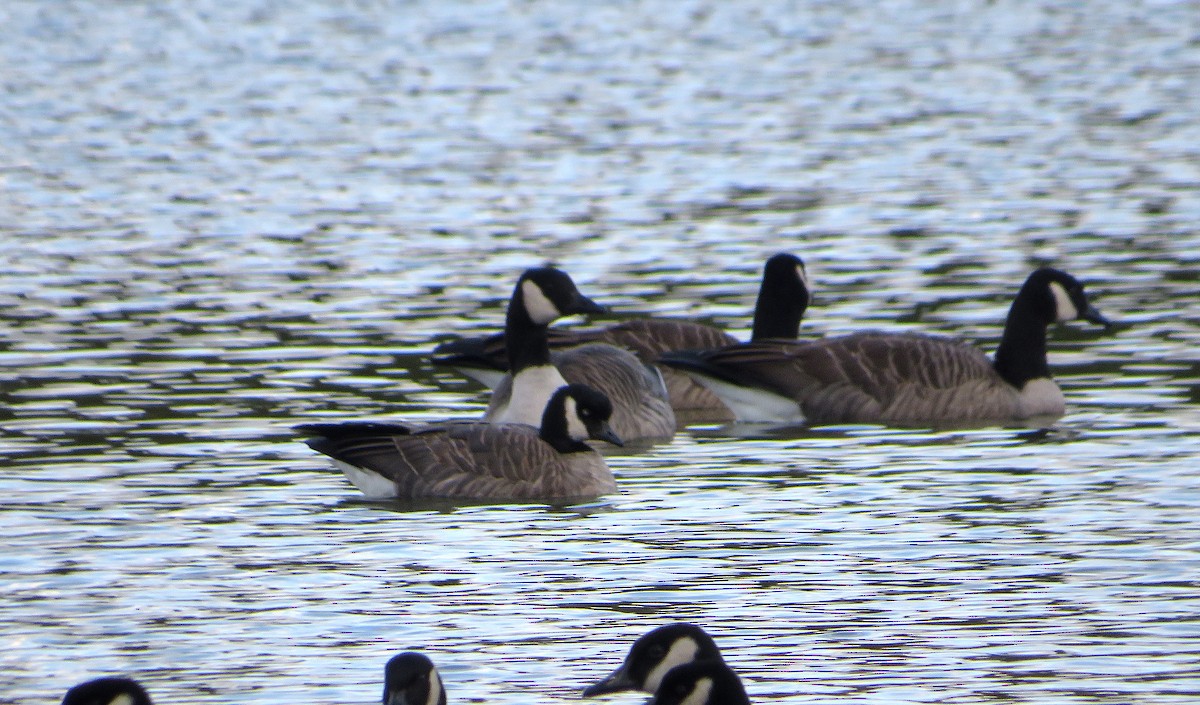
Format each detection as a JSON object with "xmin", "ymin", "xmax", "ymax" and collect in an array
[{"xmin": 2, "ymin": 1, "xmax": 1199, "ymax": 703}]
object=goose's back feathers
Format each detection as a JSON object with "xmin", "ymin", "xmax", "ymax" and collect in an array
[
  {"xmin": 584, "ymin": 321, "xmax": 739, "ymax": 420},
  {"xmin": 578, "ymin": 319, "xmax": 739, "ymax": 360}
]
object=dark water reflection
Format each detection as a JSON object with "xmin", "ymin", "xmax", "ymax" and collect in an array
[{"xmin": 3, "ymin": 0, "xmax": 1200, "ymax": 703}]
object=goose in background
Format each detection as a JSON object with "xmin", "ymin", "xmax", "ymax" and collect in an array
[
  {"xmin": 434, "ymin": 253, "xmax": 811, "ymax": 423},
  {"xmin": 481, "ymin": 267, "xmax": 607, "ymax": 428},
  {"xmin": 62, "ymin": 677, "xmax": 153, "ymax": 705},
  {"xmin": 384, "ymin": 652, "xmax": 447, "ymax": 705},
  {"xmin": 648, "ymin": 660, "xmax": 750, "ymax": 705},
  {"xmin": 583, "ymin": 623, "xmax": 724, "ymax": 697},
  {"xmin": 659, "ymin": 267, "xmax": 1111, "ymax": 426},
  {"xmin": 61, "ymin": 653, "xmax": 447, "ymax": 705},
  {"xmin": 297, "ymin": 384, "xmax": 623, "ymax": 500},
  {"xmin": 457, "ymin": 266, "xmax": 677, "ymax": 443}
]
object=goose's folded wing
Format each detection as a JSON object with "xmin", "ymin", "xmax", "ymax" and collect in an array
[
  {"xmin": 676, "ymin": 333, "xmax": 990, "ymax": 392},
  {"xmin": 602, "ymin": 319, "xmax": 737, "ymax": 359}
]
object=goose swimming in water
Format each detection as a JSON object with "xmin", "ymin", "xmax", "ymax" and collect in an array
[
  {"xmin": 583, "ymin": 623, "xmax": 725, "ymax": 697},
  {"xmin": 435, "ymin": 253, "xmax": 810, "ymax": 424},
  {"xmin": 297, "ymin": 384, "xmax": 622, "ymax": 500},
  {"xmin": 659, "ymin": 267, "xmax": 1111, "ymax": 426}
]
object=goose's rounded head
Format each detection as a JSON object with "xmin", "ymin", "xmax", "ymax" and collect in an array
[
  {"xmin": 1025, "ymin": 268, "xmax": 1111, "ymax": 327},
  {"xmin": 550, "ymin": 384, "xmax": 623, "ymax": 448},
  {"xmin": 583, "ymin": 623, "xmax": 723, "ymax": 696},
  {"xmin": 62, "ymin": 677, "xmax": 152, "ymax": 705},
  {"xmin": 763, "ymin": 252, "xmax": 810, "ymax": 308},
  {"xmin": 517, "ymin": 267, "xmax": 607, "ymax": 325},
  {"xmin": 649, "ymin": 660, "xmax": 749, "ymax": 705},
  {"xmin": 384, "ymin": 652, "xmax": 446, "ymax": 705}
]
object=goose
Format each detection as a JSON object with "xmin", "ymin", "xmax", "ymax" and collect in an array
[
  {"xmin": 481, "ymin": 267, "xmax": 607, "ymax": 428},
  {"xmin": 62, "ymin": 677, "xmax": 153, "ymax": 705},
  {"xmin": 649, "ymin": 661, "xmax": 750, "ymax": 705},
  {"xmin": 659, "ymin": 267, "xmax": 1111, "ymax": 426},
  {"xmin": 466, "ymin": 267, "xmax": 676, "ymax": 443},
  {"xmin": 384, "ymin": 652, "xmax": 447, "ymax": 705},
  {"xmin": 486, "ymin": 342, "xmax": 676, "ymax": 444},
  {"xmin": 434, "ymin": 253, "xmax": 810, "ymax": 422},
  {"xmin": 583, "ymin": 623, "xmax": 724, "ymax": 697},
  {"xmin": 297, "ymin": 384, "xmax": 623, "ymax": 500}
]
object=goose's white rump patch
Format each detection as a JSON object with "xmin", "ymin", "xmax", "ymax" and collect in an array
[
  {"xmin": 690, "ymin": 374, "xmax": 805, "ymax": 423},
  {"xmin": 335, "ymin": 460, "xmax": 397, "ymax": 498}
]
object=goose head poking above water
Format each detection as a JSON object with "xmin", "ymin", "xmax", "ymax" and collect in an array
[
  {"xmin": 583, "ymin": 623, "xmax": 724, "ymax": 696},
  {"xmin": 384, "ymin": 652, "xmax": 447, "ymax": 705},
  {"xmin": 61, "ymin": 677, "xmax": 153, "ymax": 705}
]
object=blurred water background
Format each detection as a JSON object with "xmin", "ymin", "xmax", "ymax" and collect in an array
[{"xmin": 1, "ymin": 1, "xmax": 1198, "ymax": 703}]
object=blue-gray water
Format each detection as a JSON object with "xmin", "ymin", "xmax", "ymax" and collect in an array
[{"xmin": 2, "ymin": 1, "xmax": 1199, "ymax": 703}]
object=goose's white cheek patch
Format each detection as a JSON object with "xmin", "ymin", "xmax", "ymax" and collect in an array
[
  {"xmin": 678, "ymin": 677, "xmax": 714, "ymax": 705},
  {"xmin": 1049, "ymin": 281, "xmax": 1078, "ymax": 322},
  {"xmin": 796, "ymin": 264, "xmax": 809, "ymax": 292},
  {"xmin": 522, "ymin": 280, "xmax": 563, "ymax": 325},
  {"xmin": 426, "ymin": 669, "xmax": 443, "ymax": 705},
  {"xmin": 645, "ymin": 638, "xmax": 701, "ymax": 693},
  {"xmin": 564, "ymin": 396, "xmax": 590, "ymax": 440}
]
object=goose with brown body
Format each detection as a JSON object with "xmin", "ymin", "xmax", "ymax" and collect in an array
[
  {"xmin": 660, "ymin": 267, "xmax": 1111, "ymax": 426},
  {"xmin": 298, "ymin": 384, "xmax": 622, "ymax": 500},
  {"xmin": 434, "ymin": 254, "xmax": 810, "ymax": 424}
]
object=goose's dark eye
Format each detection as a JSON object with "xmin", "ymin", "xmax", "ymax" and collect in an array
[
  {"xmin": 580, "ymin": 408, "xmax": 592, "ymax": 418},
  {"xmin": 648, "ymin": 643, "xmax": 667, "ymax": 659}
]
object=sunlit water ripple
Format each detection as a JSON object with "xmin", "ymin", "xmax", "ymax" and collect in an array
[{"xmin": 2, "ymin": 1, "xmax": 1199, "ymax": 703}]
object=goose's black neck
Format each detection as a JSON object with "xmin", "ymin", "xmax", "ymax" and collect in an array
[
  {"xmin": 750, "ymin": 259, "xmax": 807, "ymax": 341},
  {"xmin": 505, "ymin": 286, "xmax": 553, "ymax": 373},
  {"xmin": 992, "ymin": 293, "xmax": 1052, "ymax": 389},
  {"xmin": 750, "ymin": 285, "xmax": 806, "ymax": 341}
]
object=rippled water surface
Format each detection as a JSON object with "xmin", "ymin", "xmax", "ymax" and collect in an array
[{"xmin": 3, "ymin": 1, "xmax": 1200, "ymax": 703}]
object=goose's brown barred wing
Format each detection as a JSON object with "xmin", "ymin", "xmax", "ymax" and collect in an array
[
  {"xmin": 486, "ymin": 342, "xmax": 677, "ymax": 444},
  {"xmin": 551, "ymin": 343, "xmax": 675, "ymax": 442},
  {"xmin": 581, "ymin": 319, "xmax": 738, "ymax": 359},
  {"xmin": 684, "ymin": 332, "xmax": 1019, "ymax": 424},
  {"xmin": 594, "ymin": 320, "xmax": 738, "ymax": 418}
]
